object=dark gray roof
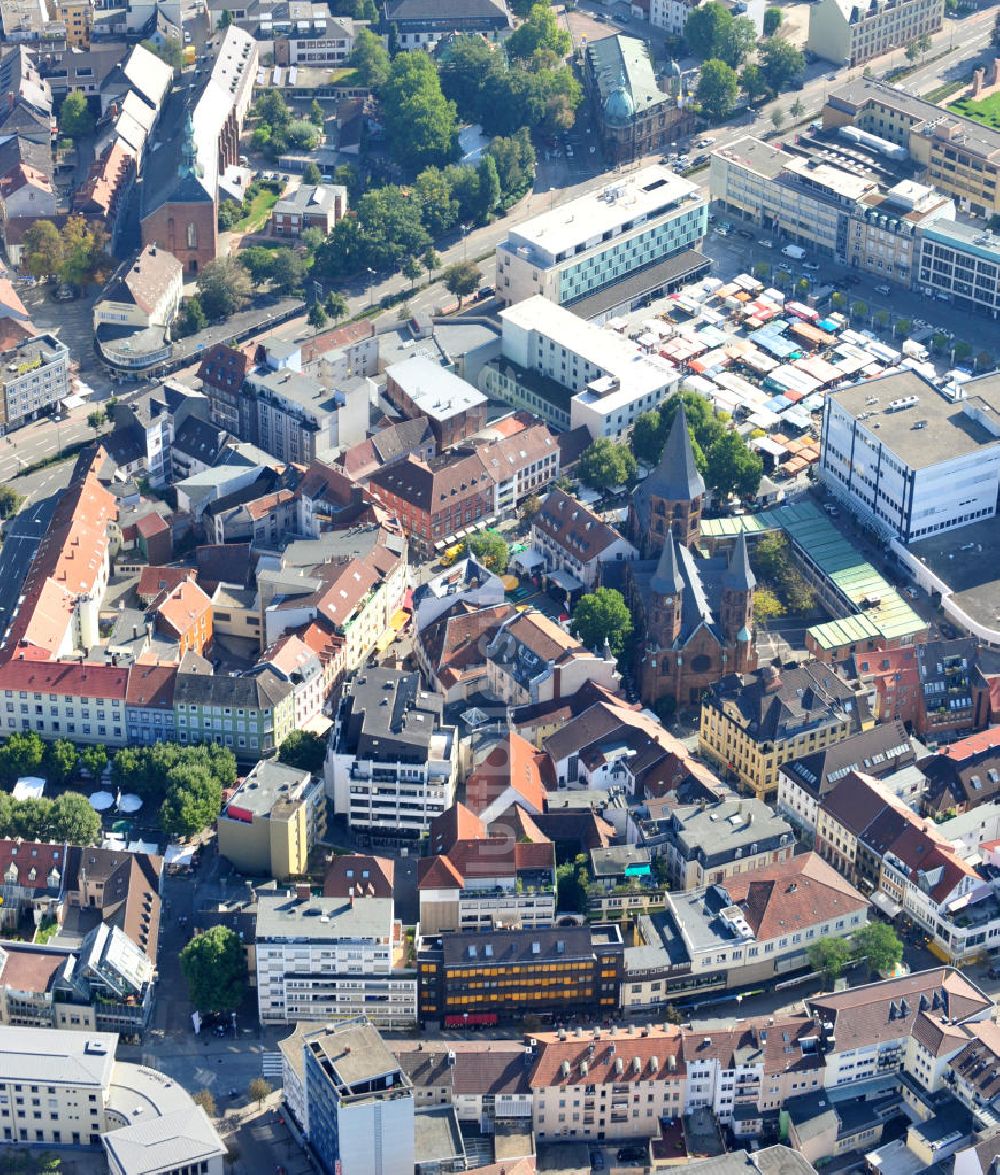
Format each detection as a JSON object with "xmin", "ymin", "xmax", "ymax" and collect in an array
[
  {"xmin": 722, "ymin": 533, "xmax": 756, "ymax": 593},
  {"xmin": 631, "ymin": 404, "xmax": 705, "ymax": 534},
  {"xmin": 650, "ymin": 535, "xmax": 684, "ymax": 596},
  {"xmin": 383, "ymin": 0, "xmax": 509, "ymax": 24},
  {"xmin": 337, "ymin": 667, "xmax": 446, "ymax": 761},
  {"xmin": 173, "ymin": 416, "xmax": 231, "ymax": 465},
  {"xmin": 781, "ymin": 721, "xmax": 915, "ymax": 799},
  {"xmin": 174, "ymin": 668, "xmax": 292, "ymax": 709}
]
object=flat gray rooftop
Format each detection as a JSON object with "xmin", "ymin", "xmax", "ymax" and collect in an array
[
  {"xmin": 910, "ymin": 511, "xmax": 1000, "ymax": 635},
  {"xmin": 830, "ymin": 371, "xmax": 1000, "ymax": 470}
]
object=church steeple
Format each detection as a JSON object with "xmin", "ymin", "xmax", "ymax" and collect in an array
[
  {"xmin": 657, "ymin": 405, "xmax": 706, "ymax": 504},
  {"xmin": 722, "ymin": 533, "xmax": 755, "ymax": 593},
  {"xmin": 178, "ymin": 111, "xmax": 202, "ymax": 180},
  {"xmin": 650, "ymin": 534, "xmax": 684, "ymax": 597},
  {"xmin": 721, "ymin": 533, "xmax": 756, "ymax": 669},
  {"xmin": 628, "ymin": 401, "xmax": 706, "ymax": 556}
]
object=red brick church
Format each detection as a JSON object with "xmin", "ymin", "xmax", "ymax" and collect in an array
[{"xmin": 609, "ymin": 406, "xmax": 758, "ymax": 710}]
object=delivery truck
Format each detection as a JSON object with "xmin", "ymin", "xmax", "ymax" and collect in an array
[{"xmin": 781, "ymin": 244, "xmax": 806, "ymax": 260}]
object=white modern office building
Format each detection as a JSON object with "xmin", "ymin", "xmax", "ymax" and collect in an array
[
  {"xmin": 820, "ymin": 370, "xmax": 1000, "ymax": 543},
  {"xmin": 255, "ymin": 888, "xmax": 417, "ymax": 1028},
  {"xmin": 490, "ymin": 295, "xmax": 679, "ymax": 440},
  {"xmin": 495, "ymin": 164, "xmax": 708, "ymax": 309},
  {"xmin": 808, "ymin": 0, "xmax": 944, "ymax": 67}
]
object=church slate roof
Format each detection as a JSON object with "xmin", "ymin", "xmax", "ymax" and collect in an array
[{"xmin": 630, "ymin": 405, "xmax": 705, "ymax": 533}]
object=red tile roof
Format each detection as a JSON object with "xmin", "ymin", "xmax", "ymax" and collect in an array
[
  {"xmin": 154, "ymin": 579, "xmax": 212, "ymax": 639},
  {"xmin": 125, "ymin": 663, "xmax": 177, "ymax": 710},
  {"xmin": 0, "ymin": 661, "xmax": 128, "ymax": 700},
  {"xmin": 137, "ymin": 566, "xmax": 195, "ymax": 604},
  {"xmin": 465, "ymin": 731, "xmax": 553, "ymax": 816},
  {"xmin": 324, "ymin": 854, "xmax": 395, "ymax": 899},
  {"xmin": 531, "ymin": 1026, "xmax": 685, "ymax": 1089}
]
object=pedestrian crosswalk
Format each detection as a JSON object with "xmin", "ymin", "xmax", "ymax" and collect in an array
[{"xmin": 262, "ymin": 1052, "xmax": 283, "ymax": 1079}]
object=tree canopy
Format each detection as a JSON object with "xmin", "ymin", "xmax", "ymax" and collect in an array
[
  {"xmin": 111, "ymin": 743, "xmax": 237, "ymax": 802},
  {"xmin": 278, "ymin": 731, "xmax": 327, "ymax": 774},
  {"xmin": 759, "ymin": 37, "xmax": 804, "ymax": 93},
  {"xmin": 465, "ymin": 530, "xmax": 509, "ymax": 574},
  {"xmin": 196, "ymin": 257, "xmax": 252, "ymax": 321},
  {"xmin": 380, "ymin": 52, "xmax": 457, "ymax": 174},
  {"xmin": 507, "ymin": 4, "xmax": 571, "ymax": 61},
  {"xmin": 180, "ymin": 926, "xmax": 247, "ymax": 1013},
  {"xmin": 696, "ymin": 59, "xmax": 740, "ymax": 122},
  {"xmin": 442, "ymin": 261, "xmax": 480, "ymax": 304},
  {"xmin": 578, "ymin": 439, "xmax": 637, "ymax": 492},
  {"xmin": 59, "ymin": 92, "xmax": 94, "ymax": 139},
  {"xmin": 807, "ymin": 936, "xmax": 853, "ymax": 984},
  {"xmin": 570, "ymin": 588, "xmax": 633, "ymax": 657},
  {"xmin": 349, "ymin": 27, "xmax": 390, "ymax": 89},
  {"xmin": 159, "ymin": 765, "xmax": 223, "ymax": 839},
  {"xmin": 853, "ymin": 922, "xmax": 904, "ymax": 975}
]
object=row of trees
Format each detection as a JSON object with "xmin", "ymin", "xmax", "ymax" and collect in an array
[
  {"xmin": 21, "ymin": 217, "xmax": 109, "ymax": 288},
  {"xmin": 808, "ymin": 922, "xmax": 904, "ymax": 984},
  {"xmin": 751, "ymin": 532, "xmax": 817, "ymax": 618},
  {"xmin": 0, "ymin": 790, "xmax": 102, "ymax": 846},
  {"xmin": 0, "ymin": 731, "xmax": 106, "ymax": 788},
  {"xmin": 633, "ymin": 392, "xmax": 764, "ymax": 502}
]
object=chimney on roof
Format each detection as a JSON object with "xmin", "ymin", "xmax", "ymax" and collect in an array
[{"xmin": 295, "ymin": 883, "xmax": 311, "ymax": 902}]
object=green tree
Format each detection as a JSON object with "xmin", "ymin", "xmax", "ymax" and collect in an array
[
  {"xmin": 181, "ymin": 296, "xmax": 207, "ymax": 336},
  {"xmin": 507, "ymin": 3, "xmax": 571, "ymax": 60},
  {"xmin": 309, "ymin": 98, "xmax": 325, "ymax": 127},
  {"xmin": 476, "ymin": 155, "xmax": 501, "ymax": 221},
  {"xmin": 278, "ymin": 731, "xmax": 327, "ymax": 774},
  {"xmin": 953, "ymin": 340, "xmax": 972, "ymax": 363},
  {"xmin": 442, "ymin": 261, "xmax": 481, "ymax": 306},
  {"xmin": 905, "ymin": 40, "xmax": 921, "ymax": 63},
  {"xmin": 851, "ymin": 300, "xmax": 868, "ymax": 320},
  {"xmin": 180, "ymin": 926, "xmax": 246, "ymax": 1013},
  {"xmin": 268, "ymin": 248, "xmax": 305, "ymax": 295},
  {"xmin": 722, "ymin": 16, "xmax": 757, "ymax": 69},
  {"xmin": 796, "ymin": 277, "xmax": 810, "ymax": 296},
  {"xmin": 254, "ymin": 88, "xmax": 291, "ymax": 131},
  {"xmin": 325, "ymin": 290, "xmax": 348, "ymax": 320},
  {"xmin": 830, "ymin": 291, "xmax": 847, "ymax": 312},
  {"xmin": 193, "ymin": 1090, "xmax": 217, "ymax": 1116},
  {"xmin": 993, "ymin": 10, "xmax": 1000, "ymax": 51},
  {"xmin": 308, "ymin": 302, "xmax": 328, "ymax": 328},
  {"xmin": 578, "ymin": 438, "xmax": 637, "ymax": 492},
  {"xmin": 696, "ymin": 59, "xmax": 739, "ymax": 123},
  {"xmin": 349, "ymin": 27, "xmax": 390, "ymax": 89},
  {"xmin": 874, "ymin": 308, "xmax": 890, "ymax": 330},
  {"xmin": 790, "ymin": 97, "xmax": 805, "ymax": 119},
  {"xmin": 852, "ymin": 922, "xmax": 903, "ymax": 975},
  {"xmin": 741, "ymin": 63, "xmax": 768, "ymax": 104},
  {"xmin": 763, "ymin": 5, "xmax": 781, "ymax": 35},
  {"xmin": 439, "ymin": 34, "xmax": 496, "ymax": 123},
  {"xmin": 414, "ymin": 167, "xmax": 459, "ymax": 236},
  {"xmin": 930, "ymin": 331, "xmax": 949, "ymax": 353},
  {"xmin": 48, "ymin": 792, "xmax": 101, "ymax": 846},
  {"xmin": 423, "ymin": 248, "xmax": 441, "ymax": 280},
  {"xmin": 570, "ymin": 588, "xmax": 633, "ymax": 656},
  {"xmin": 79, "ymin": 744, "xmax": 107, "ymax": 778},
  {"xmin": 248, "ymin": 1077, "xmax": 272, "ymax": 1106},
  {"xmin": 556, "ymin": 853, "xmax": 590, "ymax": 913},
  {"xmin": 380, "ymin": 52, "xmax": 457, "ymax": 174},
  {"xmin": 705, "ymin": 429, "xmax": 764, "ymax": 500},
  {"xmin": 487, "ymin": 129, "xmax": 536, "ymax": 205},
  {"xmin": 0, "ymin": 731, "xmax": 44, "ymax": 785},
  {"xmin": 894, "ymin": 317, "xmax": 912, "ymax": 339},
  {"xmin": 59, "ymin": 91, "xmax": 94, "ymax": 139},
  {"xmin": 760, "ymin": 36, "xmax": 804, "ymax": 93},
  {"xmin": 465, "ymin": 530, "xmax": 510, "ymax": 573},
  {"xmin": 87, "ymin": 409, "xmax": 103, "ymax": 433},
  {"xmin": 753, "ymin": 586, "xmax": 785, "ymax": 623},
  {"xmin": 770, "ymin": 107, "xmax": 785, "ymax": 131},
  {"xmin": 58, "ymin": 216, "xmax": 109, "ymax": 286},
  {"xmin": 22, "ymin": 220, "xmax": 64, "ymax": 280},
  {"xmin": 159, "ymin": 765, "xmax": 223, "ymax": 839},
  {"xmin": 977, "ymin": 351, "xmax": 994, "ymax": 372},
  {"xmin": 197, "ymin": 257, "xmax": 252, "ymax": 320},
  {"xmin": 218, "ymin": 8, "xmax": 233, "ymax": 28},
  {"xmin": 302, "ymin": 161, "xmax": 323, "ymax": 185},
  {"xmin": 402, "ymin": 255, "xmax": 422, "ymax": 287},
  {"xmin": 520, "ymin": 493, "xmax": 542, "ymax": 520},
  {"xmin": 684, "ymin": 1, "xmax": 734, "ymax": 59},
  {"xmin": 42, "ymin": 739, "xmax": 77, "ymax": 786},
  {"xmin": 808, "ymin": 936, "xmax": 853, "ymax": 984},
  {"xmin": 141, "ymin": 37, "xmax": 182, "ymax": 70},
  {"xmin": 314, "ymin": 186, "xmax": 430, "ymax": 278},
  {"xmin": 0, "ymin": 485, "xmax": 24, "ymax": 520},
  {"xmin": 753, "ymin": 261, "xmax": 770, "ymax": 281}
]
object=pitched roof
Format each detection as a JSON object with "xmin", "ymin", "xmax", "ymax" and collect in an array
[
  {"xmin": 722, "ymin": 533, "xmax": 756, "ymax": 592},
  {"xmin": 419, "ymin": 601, "xmax": 516, "ymax": 690},
  {"xmin": 630, "ymin": 405, "xmax": 705, "ymax": 532},
  {"xmin": 368, "ymin": 451, "xmax": 493, "ymax": 513},
  {"xmin": 428, "ymin": 802, "xmax": 487, "ymax": 856},
  {"xmin": 153, "ymin": 578, "xmax": 212, "ymax": 638},
  {"xmin": 324, "ymin": 854, "xmax": 395, "ymax": 899},
  {"xmin": 465, "ymin": 731, "xmax": 552, "ymax": 816},
  {"xmin": 196, "ymin": 341, "xmax": 253, "ymax": 392},
  {"xmin": 137, "ymin": 566, "xmax": 195, "ymax": 603},
  {"xmin": 807, "ymin": 967, "xmax": 991, "ymax": 1054},
  {"xmin": 0, "ymin": 660, "xmax": 128, "ymax": 701},
  {"xmin": 530, "ymin": 1025, "xmax": 684, "ymax": 1089},
  {"xmin": 722, "ymin": 852, "xmax": 867, "ymax": 941},
  {"xmin": 820, "ymin": 770, "xmax": 897, "ymax": 837},
  {"xmin": 0, "ymin": 839, "xmax": 67, "ymax": 892},
  {"xmin": 533, "ymin": 487, "xmax": 632, "ymax": 564},
  {"xmin": 951, "ymin": 1021, "xmax": 1000, "ymax": 1101}
]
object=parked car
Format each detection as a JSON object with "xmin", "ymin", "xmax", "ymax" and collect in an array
[
  {"xmin": 803, "ymin": 261, "xmax": 820, "ymax": 271},
  {"xmin": 874, "ymin": 284, "xmax": 891, "ymax": 296},
  {"xmin": 52, "ymin": 283, "xmax": 77, "ymax": 302},
  {"xmin": 988, "ymin": 966, "xmax": 1000, "ymax": 980}
]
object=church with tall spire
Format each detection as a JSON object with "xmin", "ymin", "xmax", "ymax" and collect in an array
[{"xmin": 606, "ymin": 406, "xmax": 759, "ymax": 710}]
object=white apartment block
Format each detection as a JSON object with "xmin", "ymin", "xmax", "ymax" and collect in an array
[
  {"xmin": 808, "ymin": 0, "xmax": 944, "ymax": 67},
  {"xmin": 917, "ymin": 219, "xmax": 1000, "ymax": 319},
  {"xmin": 498, "ymin": 296, "xmax": 679, "ymax": 440},
  {"xmin": 495, "ymin": 165, "xmax": 707, "ymax": 308},
  {"xmin": 649, "ymin": 0, "xmax": 701, "ymax": 36},
  {"xmin": 820, "ymin": 370, "xmax": 1000, "ymax": 543},
  {"xmin": 255, "ymin": 890, "xmax": 417, "ymax": 1028},
  {"xmin": 0, "ymin": 334, "xmax": 70, "ymax": 433}
]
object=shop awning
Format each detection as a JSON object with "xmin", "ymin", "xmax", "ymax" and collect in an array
[
  {"xmin": 548, "ymin": 567, "xmax": 584, "ymax": 592},
  {"xmin": 390, "ymin": 609, "xmax": 409, "ymax": 631},
  {"xmin": 511, "ymin": 548, "xmax": 544, "ymax": 572},
  {"xmin": 871, "ymin": 890, "xmax": 902, "ymax": 919},
  {"xmin": 375, "ymin": 629, "xmax": 396, "ymax": 653}
]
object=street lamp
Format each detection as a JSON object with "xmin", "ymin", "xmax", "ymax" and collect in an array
[
  {"xmin": 461, "ymin": 223, "xmax": 471, "ymax": 262},
  {"xmin": 366, "ymin": 267, "xmax": 375, "ymax": 308}
]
